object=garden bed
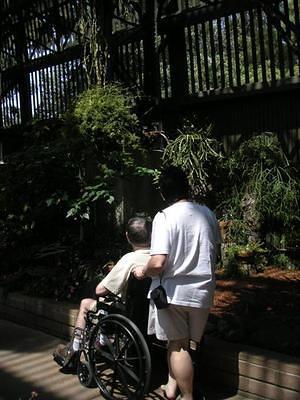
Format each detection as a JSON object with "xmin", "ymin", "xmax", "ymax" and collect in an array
[{"xmin": 209, "ymin": 267, "xmax": 300, "ymax": 357}]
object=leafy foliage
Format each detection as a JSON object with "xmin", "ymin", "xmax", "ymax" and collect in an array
[
  {"xmin": 0, "ymin": 84, "xmax": 154, "ymax": 299},
  {"xmin": 0, "ymin": 120, "xmax": 80, "ymax": 257},
  {"xmin": 220, "ymin": 132, "xmax": 300, "ymax": 243},
  {"xmin": 223, "ymin": 242, "xmax": 268, "ymax": 277},
  {"xmin": 74, "ymin": 85, "xmax": 139, "ymax": 143},
  {"xmin": 222, "ymin": 244, "xmax": 247, "ymax": 278},
  {"xmin": 162, "ymin": 123, "xmax": 223, "ymax": 202},
  {"xmin": 271, "ymin": 253, "xmax": 296, "ymax": 270},
  {"xmin": 67, "ymin": 84, "xmax": 149, "ymax": 219}
]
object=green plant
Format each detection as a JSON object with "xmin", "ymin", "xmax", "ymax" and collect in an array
[
  {"xmin": 223, "ymin": 217, "xmax": 253, "ymax": 245},
  {"xmin": 162, "ymin": 123, "xmax": 223, "ymax": 201},
  {"xmin": 0, "ymin": 84, "xmax": 154, "ymax": 296},
  {"xmin": 74, "ymin": 84, "xmax": 139, "ymax": 143},
  {"xmin": 222, "ymin": 242, "xmax": 268, "ymax": 277},
  {"xmin": 271, "ymin": 253, "xmax": 296, "ymax": 270},
  {"xmin": 66, "ymin": 84, "xmax": 153, "ymax": 220},
  {"xmin": 220, "ymin": 132, "xmax": 300, "ymax": 243},
  {"xmin": 76, "ymin": 2, "xmax": 108, "ymax": 87},
  {"xmin": 223, "ymin": 244, "xmax": 246, "ymax": 277},
  {"xmin": 0, "ymin": 120, "xmax": 81, "ymax": 265}
]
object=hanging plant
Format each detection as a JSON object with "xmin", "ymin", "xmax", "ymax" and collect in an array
[
  {"xmin": 162, "ymin": 123, "xmax": 223, "ymax": 201},
  {"xmin": 67, "ymin": 84, "xmax": 152, "ymax": 220},
  {"xmin": 76, "ymin": 1, "xmax": 108, "ymax": 87}
]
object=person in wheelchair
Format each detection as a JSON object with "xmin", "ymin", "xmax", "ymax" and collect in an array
[{"xmin": 53, "ymin": 216, "xmax": 152, "ymax": 368}]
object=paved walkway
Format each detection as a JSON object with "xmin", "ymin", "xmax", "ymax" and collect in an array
[{"xmin": 0, "ymin": 319, "xmax": 253, "ymax": 400}]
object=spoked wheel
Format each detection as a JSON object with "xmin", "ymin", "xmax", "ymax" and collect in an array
[
  {"xmin": 89, "ymin": 314, "xmax": 151, "ymax": 399},
  {"xmin": 77, "ymin": 349, "xmax": 95, "ymax": 388}
]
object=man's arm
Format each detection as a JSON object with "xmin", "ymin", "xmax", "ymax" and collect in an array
[
  {"xmin": 133, "ymin": 254, "xmax": 167, "ymax": 279},
  {"xmin": 95, "ymin": 253, "xmax": 135, "ymax": 296},
  {"xmin": 95, "ymin": 282, "xmax": 110, "ymax": 297}
]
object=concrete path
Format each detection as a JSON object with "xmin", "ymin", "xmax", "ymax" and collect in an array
[{"xmin": 0, "ymin": 319, "xmax": 253, "ymax": 400}]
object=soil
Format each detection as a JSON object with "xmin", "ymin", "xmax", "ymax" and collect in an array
[{"xmin": 209, "ymin": 267, "xmax": 300, "ymax": 357}]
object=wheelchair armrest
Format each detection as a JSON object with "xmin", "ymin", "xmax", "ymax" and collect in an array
[
  {"xmin": 96, "ymin": 293, "xmax": 126, "ymax": 315},
  {"xmin": 86, "ymin": 294, "xmax": 127, "ymax": 324}
]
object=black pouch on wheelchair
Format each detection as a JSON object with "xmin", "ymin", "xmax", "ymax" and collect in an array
[{"xmin": 150, "ymin": 285, "xmax": 169, "ymax": 309}]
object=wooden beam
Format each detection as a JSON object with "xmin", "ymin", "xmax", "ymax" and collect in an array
[
  {"xmin": 167, "ymin": 25, "xmax": 189, "ymax": 97},
  {"xmin": 159, "ymin": 0, "xmax": 260, "ymax": 31},
  {"xmin": 2, "ymin": 45, "xmax": 82, "ymax": 81},
  {"xmin": 158, "ymin": 76, "xmax": 300, "ymax": 109}
]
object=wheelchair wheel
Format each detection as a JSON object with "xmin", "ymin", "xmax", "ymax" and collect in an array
[
  {"xmin": 77, "ymin": 349, "xmax": 95, "ymax": 388},
  {"xmin": 89, "ymin": 313, "xmax": 151, "ymax": 399}
]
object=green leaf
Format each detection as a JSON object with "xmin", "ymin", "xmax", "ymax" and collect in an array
[{"xmin": 46, "ymin": 198, "xmax": 55, "ymax": 207}]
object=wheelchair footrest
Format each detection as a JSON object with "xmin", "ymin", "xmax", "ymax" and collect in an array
[{"xmin": 53, "ymin": 353, "xmax": 65, "ymax": 367}]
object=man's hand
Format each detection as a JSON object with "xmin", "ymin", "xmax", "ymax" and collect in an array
[
  {"xmin": 133, "ymin": 255, "xmax": 167, "ymax": 280},
  {"xmin": 132, "ymin": 266, "xmax": 146, "ymax": 280}
]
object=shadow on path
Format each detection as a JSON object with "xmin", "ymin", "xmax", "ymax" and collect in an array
[{"xmin": 0, "ymin": 319, "xmax": 249, "ymax": 400}]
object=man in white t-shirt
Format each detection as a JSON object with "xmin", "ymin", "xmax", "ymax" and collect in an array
[
  {"xmin": 134, "ymin": 167, "xmax": 221, "ymax": 400},
  {"xmin": 53, "ymin": 217, "xmax": 151, "ymax": 368}
]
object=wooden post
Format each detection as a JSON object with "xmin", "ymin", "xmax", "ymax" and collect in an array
[
  {"xmin": 166, "ymin": 25, "xmax": 188, "ymax": 98},
  {"xmin": 15, "ymin": 10, "xmax": 32, "ymax": 124},
  {"xmin": 0, "ymin": 73, "xmax": 3, "ymax": 128},
  {"xmin": 143, "ymin": 0, "xmax": 161, "ymax": 102}
]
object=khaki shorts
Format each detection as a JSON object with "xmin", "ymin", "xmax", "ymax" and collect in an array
[{"xmin": 147, "ymin": 301, "xmax": 210, "ymax": 342}]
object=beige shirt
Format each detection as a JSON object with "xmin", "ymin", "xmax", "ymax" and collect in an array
[{"xmin": 100, "ymin": 249, "xmax": 150, "ymax": 297}]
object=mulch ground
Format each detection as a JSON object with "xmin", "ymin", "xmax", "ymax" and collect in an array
[{"xmin": 209, "ymin": 267, "xmax": 300, "ymax": 357}]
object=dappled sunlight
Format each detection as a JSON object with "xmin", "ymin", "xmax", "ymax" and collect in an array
[
  {"xmin": 1, "ymin": 351, "xmax": 51, "ymax": 369},
  {"xmin": 0, "ymin": 320, "xmax": 198, "ymax": 400},
  {"xmin": 0, "ymin": 341, "xmax": 101, "ymax": 399}
]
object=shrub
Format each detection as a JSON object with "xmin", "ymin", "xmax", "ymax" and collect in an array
[
  {"xmin": 223, "ymin": 242, "xmax": 268, "ymax": 277},
  {"xmin": 67, "ymin": 84, "xmax": 152, "ymax": 220},
  {"xmin": 272, "ymin": 253, "xmax": 296, "ymax": 270},
  {"xmin": 220, "ymin": 132, "xmax": 300, "ymax": 244}
]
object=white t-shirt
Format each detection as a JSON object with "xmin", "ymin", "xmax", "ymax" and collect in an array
[
  {"xmin": 101, "ymin": 249, "xmax": 150, "ymax": 297},
  {"xmin": 150, "ymin": 201, "xmax": 221, "ymax": 308}
]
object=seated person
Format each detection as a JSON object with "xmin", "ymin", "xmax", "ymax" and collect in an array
[{"xmin": 53, "ymin": 216, "xmax": 152, "ymax": 367}]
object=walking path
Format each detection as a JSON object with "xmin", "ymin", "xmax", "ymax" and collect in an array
[{"xmin": 0, "ymin": 319, "xmax": 254, "ymax": 400}]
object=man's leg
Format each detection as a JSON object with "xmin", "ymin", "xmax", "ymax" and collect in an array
[
  {"xmin": 189, "ymin": 308, "xmax": 210, "ymax": 399},
  {"xmin": 163, "ymin": 348, "xmax": 178, "ymax": 399},
  {"xmin": 75, "ymin": 298, "xmax": 97, "ymax": 329},
  {"xmin": 190, "ymin": 340, "xmax": 206, "ymax": 400},
  {"xmin": 167, "ymin": 338, "xmax": 194, "ymax": 400},
  {"xmin": 53, "ymin": 298, "xmax": 96, "ymax": 366},
  {"xmin": 70, "ymin": 297, "xmax": 97, "ymax": 352},
  {"xmin": 153, "ymin": 305, "xmax": 194, "ymax": 399}
]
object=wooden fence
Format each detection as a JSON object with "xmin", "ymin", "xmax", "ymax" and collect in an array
[{"xmin": 0, "ymin": 0, "xmax": 299, "ymax": 159}]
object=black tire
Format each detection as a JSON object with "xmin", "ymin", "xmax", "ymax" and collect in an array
[
  {"xmin": 89, "ymin": 313, "xmax": 151, "ymax": 399},
  {"xmin": 77, "ymin": 349, "xmax": 95, "ymax": 388}
]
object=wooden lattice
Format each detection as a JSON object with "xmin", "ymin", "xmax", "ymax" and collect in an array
[{"xmin": 0, "ymin": 0, "xmax": 299, "ymax": 134}]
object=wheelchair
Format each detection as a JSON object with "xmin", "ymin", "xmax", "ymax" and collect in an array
[
  {"xmin": 53, "ymin": 275, "xmax": 152, "ymax": 399},
  {"xmin": 72, "ymin": 293, "xmax": 151, "ymax": 400}
]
